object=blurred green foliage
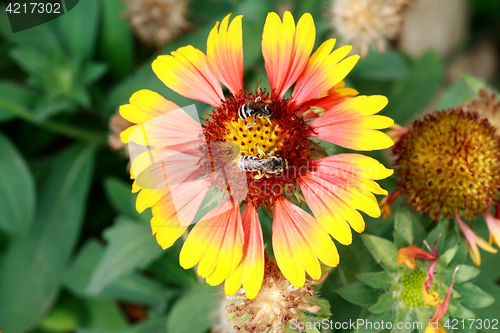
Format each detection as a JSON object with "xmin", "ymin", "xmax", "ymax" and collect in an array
[{"xmin": 0, "ymin": 0, "xmax": 499, "ymax": 332}]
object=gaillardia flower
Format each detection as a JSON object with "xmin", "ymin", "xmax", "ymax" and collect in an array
[
  {"xmin": 120, "ymin": 12, "xmax": 394, "ymax": 298},
  {"xmin": 341, "ymin": 222, "xmax": 493, "ymax": 333},
  {"xmin": 381, "ymin": 107, "xmax": 500, "ymax": 265}
]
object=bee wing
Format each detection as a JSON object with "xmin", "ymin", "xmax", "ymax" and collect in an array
[{"xmin": 195, "ymin": 142, "xmax": 247, "ymax": 225}]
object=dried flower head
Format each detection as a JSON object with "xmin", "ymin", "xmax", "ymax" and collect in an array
[
  {"xmin": 328, "ymin": 0, "xmax": 410, "ymax": 57},
  {"xmin": 221, "ymin": 257, "xmax": 326, "ymax": 333},
  {"xmin": 393, "ymin": 108, "xmax": 500, "ymax": 220},
  {"xmin": 124, "ymin": 0, "xmax": 189, "ymax": 48},
  {"xmin": 462, "ymin": 89, "xmax": 500, "ymax": 136},
  {"xmin": 109, "ymin": 111, "xmax": 134, "ymax": 152}
]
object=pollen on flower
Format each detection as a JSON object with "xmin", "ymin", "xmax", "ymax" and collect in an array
[
  {"xmin": 401, "ymin": 269, "xmax": 427, "ymax": 308},
  {"xmin": 203, "ymin": 90, "xmax": 315, "ymax": 208},
  {"xmin": 393, "ymin": 108, "xmax": 500, "ymax": 220},
  {"xmin": 221, "ymin": 257, "xmax": 321, "ymax": 333}
]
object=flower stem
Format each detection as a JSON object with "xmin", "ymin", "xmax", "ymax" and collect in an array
[{"xmin": 0, "ymin": 98, "xmax": 107, "ymax": 146}]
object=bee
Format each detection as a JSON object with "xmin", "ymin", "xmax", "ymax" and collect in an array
[
  {"xmin": 237, "ymin": 147, "xmax": 288, "ymax": 179},
  {"xmin": 239, "ymin": 96, "xmax": 272, "ymax": 129}
]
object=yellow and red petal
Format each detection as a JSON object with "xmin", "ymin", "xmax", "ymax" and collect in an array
[
  {"xmin": 424, "ymin": 290, "xmax": 441, "ymax": 306},
  {"xmin": 299, "ymin": 154, "xmax": 392, "ymax": 245},
  {"xmin": 147, "ymin": 178, "xmax": 212, "ymax": 250},
  {"xmin": 398, "ymin": 246, "xmax": 437, "ymax": 268},
  {"xmin": 290, "ymin": 39, "xmax": 359, "ymax": 110},
  {"xmin": 430, "ymin": 267, "xmax": 459, "ymax": 325},
  {"xmin": 309, "ymin": 95, "xmax": 394, "ymax": 151},
  {"xmin": 132, "ymin": 153, "xmax": 203, "ymax": 195},
  {"xmin": 119, "ymin": 90, "xmax": 184, "ymax": 145},
  {"xmin": 136, "ymin": 188, "xmax": 168, "ymax": 213},
  {"xmin": 298, "ymin": 154, "xmax": 392, "ymax": 245},
  {"xmin": 225, "ymin": 203, "xmax": 265, "ymax": 298},
  {"xmin": 484, "ymin": 212, "xmax": 500, "ymax": 247},
  {"xmin": 262, "ymin": 11, "xmax": 315, "ymax": 98},
  {"xmin": 207, "ymin": 14, "xmax": 244, "ymax": 97},
  {"xmin": 456, "ymin": 214, "xmax": 497, "ymax": 266},
  {"xmin": 180, "ymin": 200, "xmax": 244, "ymax": 284},
  {"xmin": 150, "ymin": 192, "xmax": 187, "ymax": 250},
  {"xmin": 299, "ymin": 175, "xmax": 357, "ymax": 245},
  {"xmin": 152, "ymin": 45, "xmax": 224, "ymax": 107},
  {"xmin": 424, "ymin": 260, "xmax": 439, "ymax": 295},
  {"xmin": 119, "ymin": 89, "xmax": 181, "ymax": 125},
  {"xmin": 296, "ymin": 81, "xmax": 358, "ymax": 119},
  {"xmin": 130, "ymin": 147, "xmax": 202, "ymax": 182},
  {"xmin": 125, "ymin": 105, "xmax": 203, "ymax": 148},
  {"xmin": 272, "ymin": 196, "xmax": 339, "ymax": 288}
]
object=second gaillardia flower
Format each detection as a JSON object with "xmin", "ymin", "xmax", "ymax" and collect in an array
[
  {"xmin": 120, "ymin": 12, "xmax": 394, "ymax": 298},
  {"xmin": 381, "ymin": 105, "xmax": 500, "ymax": 265},
  {"xmin": 338, "ymin": 208, "xmax": 494, "ymax": 333}
]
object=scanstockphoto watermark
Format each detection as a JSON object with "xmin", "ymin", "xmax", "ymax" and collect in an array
[{"xmin": 289, "ymin": 319, "xmax": 424, "ymax": 331}]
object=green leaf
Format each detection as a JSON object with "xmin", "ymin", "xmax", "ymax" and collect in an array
[
  {"xmin": 426, "ymin": 223, "xmax": 447, "ymax": 256},
  {"xmin": 351, "ymin": 50, "xmax": 409, "ymax": 80},
  {"xmin": 57, "ymin": 0, "xmax": 101, "ymax": 59},
  {"xmin": 393, "ymin": 229, "xmax": 409, "ymax": 249},
  {"xmin": 449, "ymin": 238, "xmax": 468, "ymax": 267},
  {"xmin": 474, "ymin": 282, "xmax": 500, "ymax": 332},
  {"xmin": 87, "ymin": 216, "xmax": 164, "ymax": 294},
  {"xmin": 297, "ymin": 312, "xmax": 322, "ymax": 333},
  {"xmin": 112, "ymin": 317, "xmax": 167, "ymax": 333},
  {"xmin": 81, "ymin": 299, "xmax": 128, "ymax": 332},
  {"xmin": 438, "ymin": 246, "xmax": 459, "ymax": 268},
  {"xmin": 0, "ymin": 133, "xmax": 36, "ymax": 235},
  {"xmin": 336, "ymin": 282, "xmax": 379, "ymax": 306},
  {"xmin": 40, "ymin": 307, "xmax": 80, "ymax": 332},
  {"xmin": 393, "ymin": 309, "xmax": 413, "ymax": 333},
  {"xmin": 0, "ymin": 81, "xmax": 36, "ymax": 122},
  {"xmin": 356, "ymin": 272, "xmax": 392, "ymax": 289},
  {"xmin": 65, "ymin": 239, "xmax": 105, "ymax": 296},
  {"xmin": 415, "ymin": 311, "xmax": 431, "ymax": 333},
  {"xmin": 82, "ymin": 62, "xmax": 108, "ymax": 85},
  {"xmin": 368, "ymin": 292, "xmax": 394, "ymax": 313},
  {"xmin": 437, "ymin": 74, "xmax": 488, "ymax": 110},
  {"xmin": 453, "ymin": 283, "xmax": 495, "ymax": 309},
  {"xmin": 10, "ymin": 45, "xmax": 55, "ymax": 74},
  {"xmin": 454, "ymin": 265, "xmax": 480, "ymax": 284},
  {"xmin": 65, "ymin": 238, "xmax": 168, "ymax": 307},
  {"xmin": 104, "ymin": 177, "xmax": 148, "ymax": 222},
  {"xmin": 99, "ymin": 0, "xmax": 134, "ymax": 78},
  {"xmin": 384, "ymin": 51, "xmax": 444, "ymax": 125},
  {"xmin": 98, "ymin": 274, "xmax": 169, "ymax": 308},
  {"xmin": 0, "ymin": 145, "xmax": 95, "ymax": 333},
  {"xmin": 358, "ymin": 311, "xmax": 397, "ymax": 333},
  {"xmin": 147, "ymin": 250, "xmax": 198, "ymax": 287},
  {"xmin": 448, "ymin": 300, "xmax": 476, "ymax": 319},
  {"xmin": 394, "ymin": 206, "xmax": 427, "ymax": 246},
  {"xmin": 166, "ymin": 283, "xmax": 222, "ymax": 333},
  {"xmin": 310, "ymin": 297, "xmax": 332, "ymax": 318},
  {"xmin": 361, "ymin": 234, "xmax": 399, "ymax": 269}
]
